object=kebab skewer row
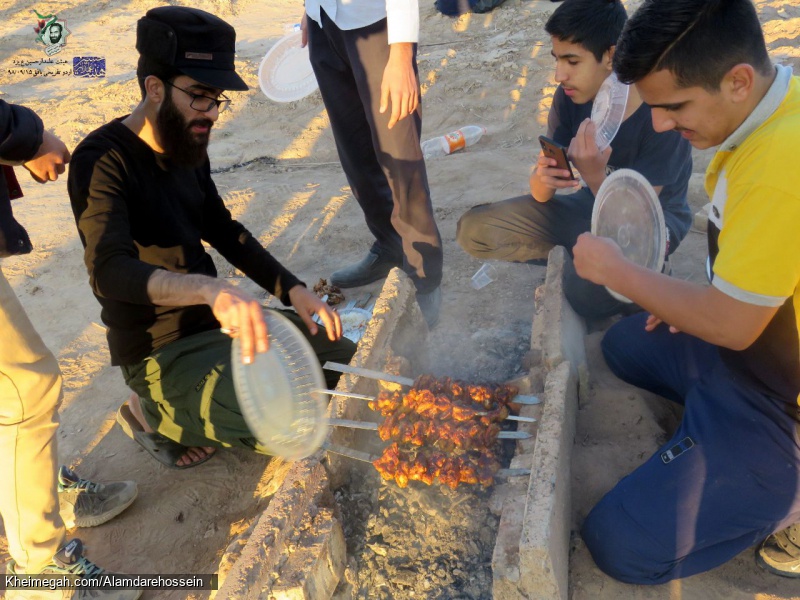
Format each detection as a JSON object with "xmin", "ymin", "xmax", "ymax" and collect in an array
[
  {"xmin": 366, "ymin": 388, "xmax": 533, "ymax": 424},
  {"xmin": 322, "ymin": 442, "xmax": 531, "ymax": 487},
  {"xmin": 374, "ymin": 443, "xmax": 501, "ymax": 489},
  {"xmin": 328, "ymin": 418, "xmax": 531, "ymax": 440},
  {"xmin": 323, "ymin": 362, "xmax": 541, "ymax": 405},
  {"xmin": 317, "ymin": 389, "xmax": 536, "ymax": 423}
]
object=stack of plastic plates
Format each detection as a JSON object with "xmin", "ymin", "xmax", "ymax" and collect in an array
[
  {"xmin": 258, "ymin": 30, "xmax": 319, "ymax": 103},
  {"xmin": 231, "ymin": 310, "xmax": 327, "ymax": 459},
  {"xmin": 591, "ymin": 72, "xmax": 629, "ymax": 151},
  {"xmin": 591, "ymin": 169, "xmax": 666, "ymax": 303}
]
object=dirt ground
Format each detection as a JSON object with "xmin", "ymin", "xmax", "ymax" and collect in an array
[{"xmin": 1, "ymin": 0, "xmax": 798, "ymax": 598}]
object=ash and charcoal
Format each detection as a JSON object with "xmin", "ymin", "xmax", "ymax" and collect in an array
[{"xmin": 332, "ymin": 437, "xmax": 517, "ymax": 599}]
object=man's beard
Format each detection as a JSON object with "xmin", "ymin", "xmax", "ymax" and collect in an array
[{"xmin": 156, "ymin": 90, "xmax": 213, "ymax": 168}]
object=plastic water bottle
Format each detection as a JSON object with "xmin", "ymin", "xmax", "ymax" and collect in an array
[{"xmin": 421, "ymin": 125, "xmax": 487, "ymax": 159}]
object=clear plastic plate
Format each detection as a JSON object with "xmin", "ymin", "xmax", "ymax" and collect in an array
[
  {"xmin": 231, "ymin": 310, "xmax": 327, "ymax": 459},
  {"xmin": 591, "ymin": 169, "xmax": 666, "ymax": 303},
  {"xmin": 591, "ymin": 72, "xmax": 629, "ymax": 151},
  {"xmin": 258, "ymin": 30, "xmax": 318, "ymax": 103}
]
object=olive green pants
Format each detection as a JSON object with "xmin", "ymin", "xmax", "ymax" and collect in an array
[{"xmin": 121, "ymin": 310, "xmax": 356, "ymax": 453}]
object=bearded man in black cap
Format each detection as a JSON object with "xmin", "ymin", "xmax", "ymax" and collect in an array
[{"xmin": 68, "ymin": 6, "xmax": 356, "ymax": 469}]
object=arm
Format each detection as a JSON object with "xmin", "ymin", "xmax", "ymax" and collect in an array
[
  {"xmin": 68, "ymin": 146, "xmax": 161, "ymax": 303},
  {"xmin": 0, "ymin": 100, "xmax": 43, "ymax": 164},
  {"xmin": 380, "ymin": 0, "xmax": 420, "ymax": 129},
  {"xmin": 572, "ymin": 233, "xmax": 777, "ymax": 349},
  {"xmin": 0, "ymin": 101, "xmax": 68, "ymax": 256},
  {"xmin": 146, "ymin": 270, "xmax": 269, "ymax": 363},
  {"xmin": 148, "ymin": 269, "xmax": 343, "ymax": 357},
  {"xmin": 0, "ymin": 100, "xmax": 69, "ymax": 183}
]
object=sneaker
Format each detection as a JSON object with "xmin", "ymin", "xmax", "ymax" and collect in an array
[
  {"xmin": 330, "ymin": 251, "xmax": 402, "ymax": 288},
  {"xmin": 756, "ymin": 523, "xmax": 800, "ymax": 578},
  {"xmin": 416, "ymin": 286, "xmax": 442, "ymax": 329},
  {"xmin": 58, "ymin": 467, "xmax": 137, "ymax": 529},
  {"xmin": 5, "ymin": 539, "xmax": 141, "ymax": 599}
]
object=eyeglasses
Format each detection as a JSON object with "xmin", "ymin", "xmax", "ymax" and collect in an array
[{"xmin": 164, "ymin": 81, "xmax": 231, "ymax": 113}]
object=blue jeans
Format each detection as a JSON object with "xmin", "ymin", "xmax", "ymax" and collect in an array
[{"xmin": 583, "ymin": 313, "xmax": 800, "ymax": 583}]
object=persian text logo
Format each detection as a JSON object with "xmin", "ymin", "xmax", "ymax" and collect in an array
[{"xmin": 32, "ymin": 10, "xmax": 71, "ymax": 56}]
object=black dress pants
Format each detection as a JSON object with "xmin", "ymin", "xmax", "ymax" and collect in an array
[{"xmin": 307, "ymin": 11, "xmax": 443, "ymax": 293}]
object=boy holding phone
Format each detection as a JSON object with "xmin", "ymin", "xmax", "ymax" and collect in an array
[{"xmin": 456, "ymin": 0, "xmax": 692, "ymax": 319}]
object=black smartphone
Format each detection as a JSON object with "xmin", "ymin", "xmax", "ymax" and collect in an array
[{"xmin": 538, "ymin": 135, "xmax": 575, "ymax": 180}]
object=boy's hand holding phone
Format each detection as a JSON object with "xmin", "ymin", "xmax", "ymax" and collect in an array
[{"xmin": 534, "ymin": 136, "xmax": 581, "ymax": 192}]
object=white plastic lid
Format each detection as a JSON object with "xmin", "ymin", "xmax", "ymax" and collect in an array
[
  {"xmin": 591, "ymin": 169, "xmax": 666, "ymax": 303},
  {"xmin": 591, "ymin": 72, "xmax": 629, "ymax": 151},
  {"xmin": 231, "ymin": 310, "xmax": 327, "ymax": 459},
  {"xmin": 258, "ymin": 30, "xmax": 318, "ymax": 103}
]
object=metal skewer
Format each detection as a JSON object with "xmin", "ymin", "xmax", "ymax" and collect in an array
[
  {"xmin": 328, "ymin": 418, "xmax": 532, "ymax": 439},
  {"xmin": 322, "ymin": 442, "xmax": 531, "ymax": 477},
  {"xmin": 323, "ymin": 362, "xmax": 541, "ymax": 405},
  {"xmin": 316, "ymin": 389, "xmax": 537, "ymax": 423}
]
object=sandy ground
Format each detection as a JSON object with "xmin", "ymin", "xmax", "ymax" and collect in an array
[{"xmin": 0, "ymin": 0, "xmax": 799, "ymax": 598}]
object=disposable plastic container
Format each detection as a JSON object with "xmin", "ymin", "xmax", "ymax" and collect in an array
[
  {"xmin": 231, "ymin": 310, "xmax": 327, "ymax": 459},
  {"xmin": 470, "ymin": 262, "xmax": 498, "ymax": 290},
  {"xmin": 591, "ymin": 73, "xmax": 629, "ymax": 151},
  {"xmin": 591, "ymin": 169, "xmax": 666, "ymax": 303}
]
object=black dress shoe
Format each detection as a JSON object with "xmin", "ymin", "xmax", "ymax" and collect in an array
[
  {"xmin": 416, "ymin": 286, "xmax": 441, "ymax": 329},
  {"xmin": 330, "ymin": 251, "xmax": 402, "ymax": 288}
]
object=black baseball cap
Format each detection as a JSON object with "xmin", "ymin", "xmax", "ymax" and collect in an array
[{"xmin": 136, "ymin": 6, "xmax": 248, "ymax": 91}]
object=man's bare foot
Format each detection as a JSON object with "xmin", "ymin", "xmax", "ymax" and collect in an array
[{"xmin": 126, "ymin": 393, "xmax": 216, "ymax": 467}]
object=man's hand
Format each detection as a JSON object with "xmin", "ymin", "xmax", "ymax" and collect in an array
[
  {"xmin": 645, "ymin": 314, "xmax": 680, "ymax": 333},
  {"xmin": 207, "ymin": 284, "xmax": 269, "ymax": 364},
  {"xmin": 23, "ymin": 130, "xmax": 70, "ymax": 183},
  {"xmin": 380, "ymin": 43, "xmax": 418, "ymax": 129},
  {"xmin": 567, "ymin": 119, "xmax": 610, "ymax": 195},
  {"xmin": 289, "ymin": 284, "xmax": 343, "ymax": 341},
  {"xmin": 300, "ymin": 12, "xmax": 308, "ymax": 47},
  {"xmin": 572, "ymin": 232, "xmax": 625, "ymax": 285},
  {"xmin": 530, "ymin": 150, "xmax": 582, "ymax": 195}
]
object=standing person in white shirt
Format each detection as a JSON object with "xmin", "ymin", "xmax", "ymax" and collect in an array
[{"xmin": 301, "ymin": 0, "xmax": 443, "ymax": 328}]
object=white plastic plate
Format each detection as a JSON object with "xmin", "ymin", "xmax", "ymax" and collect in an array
[
  {"xmin": 258, "ymin": 30, "xmax": 318, "ymax": 103},
  {"xmin": 231, "ymin": 310, "xmax": 327, "ymax": 459},
  {"xmin": 591, "ymin": 72, "xmax": 629, "ymax": 151},
  {"xmin": 591, "ymin": 169, "xmax": 666, "ymax": 303}
]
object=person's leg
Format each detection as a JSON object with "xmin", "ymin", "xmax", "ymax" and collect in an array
[
  {"xmin": 307, "ymin": 14, "xmax": 403, "ymax": 267},
  {"xmin": 600, "ymin": 312, "xmax": 719, "ymax": 405},
  {"xmin": 456, "ymin": 189, "xmax": 595, "ymax": 262},
  {"xmin": 123, "ymin": 315, "xmax": 356, "ymax": 453},
  {"xmin": 335, "ymin": 16, "xmax": 443, "ymax": 293},
  {"xmin": 0, "ymin": 268, "xmax": 64, "ymax": 573},
  {"xmin": 582, "ymin": 356, "xmax": 800, "ymax": 583}
]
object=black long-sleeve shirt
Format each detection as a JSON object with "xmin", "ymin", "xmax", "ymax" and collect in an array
[
  {"xmin": 68, "ymin": 118, "xmax": 303, "ymax": 365},
  {"xmin": 0, "ymin": 99, "xmax": 43, "ymax": 256}
]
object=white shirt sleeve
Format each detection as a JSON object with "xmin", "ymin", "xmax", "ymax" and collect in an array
[{"xmin": 386, "ymin": 0, "xmax": 419, "ymax": 44}]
